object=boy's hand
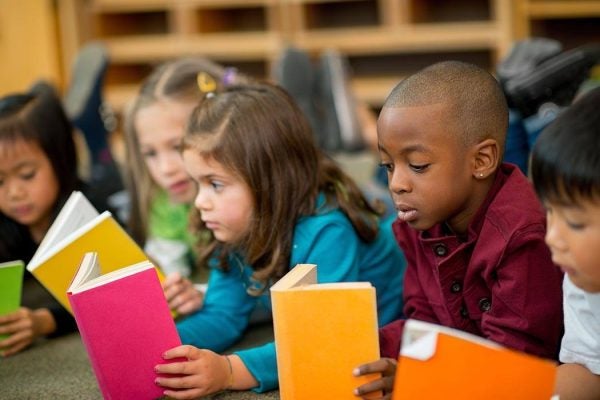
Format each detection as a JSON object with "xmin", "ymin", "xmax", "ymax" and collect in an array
[
  {"xmin": 0, "ymin": 307, "xmax": 53, "ymax": 356},
  {"xmin": 155, "ymin": 345, "xmax": 230, "ymax": 399},
  {"xmin": 353, "ymin": 357, "xmax": 397, "ymax": 399},
  {"xmin": 162, "ymin": 273, "xmax": 204, "ymax": 316}
]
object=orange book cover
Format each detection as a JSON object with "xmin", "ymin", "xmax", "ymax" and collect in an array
[
  {"xmin": 271, "ymin": 264, "xmax": 381, "ymax": 400},
  {"xmin": 393, "ymin": 319, "xmax": 557, "ymax": 400}
]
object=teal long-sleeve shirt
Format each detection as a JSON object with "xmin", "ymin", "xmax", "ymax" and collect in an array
[{"xmin": 176, "ymin": 205, "xmax": 406, "ymax": 392}]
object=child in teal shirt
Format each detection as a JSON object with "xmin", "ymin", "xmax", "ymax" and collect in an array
[{"xmin": 154, "ymin": 83, "xmax": 406, "ymax": 396}]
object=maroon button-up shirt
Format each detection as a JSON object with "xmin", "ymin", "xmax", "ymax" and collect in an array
[{"xmin": 380, "ymin": 163, "xmax": 564, "ymax": 360}]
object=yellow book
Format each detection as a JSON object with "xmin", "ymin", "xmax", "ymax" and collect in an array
[
  {"xmin": 271, "ymin": 264, "xmax": 381, "ymax": 400},
  {"xmin": 26, "ymin": 191, "xmax": 152, "ymax": 314}
]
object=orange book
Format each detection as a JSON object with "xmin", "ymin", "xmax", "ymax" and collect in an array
[
  {"xmin": 393, "ymin": 319, "xmax": 557, "ymax": 400},
  {"xmin": 271, "ymin": 263, "xmax": 381, "ymax": 400}
]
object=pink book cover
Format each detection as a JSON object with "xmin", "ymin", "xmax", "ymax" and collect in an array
[{"xmin": 68, "ymin": 266, "xmax": 181, "ymax": 400}]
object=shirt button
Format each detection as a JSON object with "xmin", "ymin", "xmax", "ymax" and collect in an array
[
  {"xmin": 460, "ymin": 305, "xmax": 469, "ymax": 318},
  {"xmin": 478, "ymin": 298, "xmax": 492, "ymax": 312},
  {"xmin": 450, "ymin": 281, "xmax": 462, "ymax": 293},
  {"xmin": 433, "ymin": 244, "xmax": 447, "ymax": 257}
]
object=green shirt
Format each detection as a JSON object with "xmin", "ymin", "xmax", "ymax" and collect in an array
[{"xmin": 149, "ymin": 190, "xmax": 195, "ymax": 248}]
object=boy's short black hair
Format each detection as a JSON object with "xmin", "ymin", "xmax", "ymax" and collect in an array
[
  {"xmin": 531, "ymin": 86, "xmax": 600, "ymax": 205},
  {"xmin": 384, "ymin": 61, "xmax": 508, "ymax": 151}
]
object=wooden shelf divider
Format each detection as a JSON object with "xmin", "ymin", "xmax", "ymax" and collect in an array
[{"xmin": 68, "ymin": 0, "xmax": 598, "ymax": 109}]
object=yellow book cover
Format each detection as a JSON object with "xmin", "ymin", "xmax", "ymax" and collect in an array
[
  {"xmin": 26, "ymin": 191, "xmax": 152, "ymax": 314},
  {"xmin": 271, "ymin": 264, "xmax": 381, "ymax": 400},
  {"xmin": 393, "ymin": 319, "xmax": 557, "ymax": 400}
]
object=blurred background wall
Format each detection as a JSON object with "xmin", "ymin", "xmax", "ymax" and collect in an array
[{"xmin": 1, "ymin": 0, "xmax": 599, "ymax": 111}]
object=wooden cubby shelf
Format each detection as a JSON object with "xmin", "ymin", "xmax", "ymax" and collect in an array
[{"xmin": 69, "ymin": 0, "xmax": 598, "ymax": 110}]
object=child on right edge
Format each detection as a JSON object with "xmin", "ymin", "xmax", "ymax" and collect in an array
[
  {"xmin": 530, "ymin": 87, "xmax": 600, "ymax": 400},
  {"xmin": 353, "ymin": 61, "xmax": 564, "ymax": 398}
]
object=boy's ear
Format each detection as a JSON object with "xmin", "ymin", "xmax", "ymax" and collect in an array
[{"xmin": 471, "ymin": 138, "xmax": 499, "ymax": 179}]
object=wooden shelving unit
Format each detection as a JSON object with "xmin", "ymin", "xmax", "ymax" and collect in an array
[
  {"xmin": 512, "ymin": 0, "xmax": 600, "ymax": 49},
  {"xmin": 78, "ymin": 0, "xmax": 285, "ymax": 109},
  {"xmin": 74, "ymin": 0, "xmax": 600, "ymax": 111},
  {"xmin": 286, "ymin": 0, "xmax": 512, "ymax": 107}
]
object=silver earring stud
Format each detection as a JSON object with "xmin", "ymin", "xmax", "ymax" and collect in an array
[{"xmin": 479, "ymin": 173, "xmax": 484, "ymax": 178}]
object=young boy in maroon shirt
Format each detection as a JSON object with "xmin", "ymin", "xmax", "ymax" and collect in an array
[{"xmin": 353, "ymin": 61, "xmax": 564, "ymax": 398}]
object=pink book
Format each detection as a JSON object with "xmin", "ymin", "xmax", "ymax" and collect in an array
[{"xmin": 68, "ymin": 252, "xmax": 181, "ymax": 400}]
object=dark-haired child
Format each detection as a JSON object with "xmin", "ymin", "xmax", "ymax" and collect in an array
[
  {"xmin": 354, "ymin": 61, "xmax": 564, "ymax": 398},
  {"xmin": 531, "ymin": 86, "xmax": 600, "ymax": 400},
  {"xmin": 0, "ymin": 88, "xmax": 111, "ymax": 356}
]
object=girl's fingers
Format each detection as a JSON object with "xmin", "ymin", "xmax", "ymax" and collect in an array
[
  {"xmin": 162, "ymin": 388, "xmax": 204, "ymax": 400},
  {"xmin": 163, "ymin": 272, "xmax": 182, "ymax": 287},
  {"xmin": 0, "ymin": 319, "xmax": 30, "ymax": 335},
  {"xmin": 2, "ymin": 340, "xmax": 29, "ymax": 357},
  {"xmin": 162, "ymin": 345, "xmax": 198, "ymax": 360},
  {"xmin": 155, "ymin": 360, "xmax": 195, "ymax": 375},
  {"xmin": 171, "ymin": 291, "xmax": 203, "ymax": 314},
  {"xmin": 155, "ymin": 373, "xmax": 199, "ymax": 389},
  {"xmin": 0, "ymin": 308, "xmax": 26, "ymax": 324}
]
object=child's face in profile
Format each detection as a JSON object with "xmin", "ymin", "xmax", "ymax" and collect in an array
[
  {"xmin": 544, "ymin": 198, "xmax": 600, "ymax": 293},
  {"xmin": 0, "ymin": 138, "xmax": 60, "ymax": 241},
  {"xmin": 378, "ymin": 103, "xmax": 479, "ymax": 233},
  {"xmin": 135, "ymin": 100, "xmax": 198, "ymax": 204},
  {"xmin": 182, "ymin": 150, "xmax": 254, "ymax": 244}
]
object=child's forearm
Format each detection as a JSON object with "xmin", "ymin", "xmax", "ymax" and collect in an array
[
  {"xmin": 555, "ymin": 363, "xmax": 600, "ymax": 400},
  {"xmin": 227, "ymin": 354, "xmax": 258, "ymax": 390}
]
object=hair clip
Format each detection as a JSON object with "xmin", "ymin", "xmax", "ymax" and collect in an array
[
  {"xmin": 222, "ymin": 67, "xmax": 238, "ymax": 86},
  {"xmin": 197, "ymin": 72, "xmax": 217, "ymax": 93}
]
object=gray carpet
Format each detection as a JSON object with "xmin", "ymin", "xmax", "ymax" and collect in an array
[{"xmin": 0, "ymin": 323, "xmax": 279, "ymax": 399}]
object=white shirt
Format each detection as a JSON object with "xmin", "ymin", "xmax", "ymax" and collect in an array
[{"xmin": 560, "ymin": 275, "xmax": 600, "ymax": 374}]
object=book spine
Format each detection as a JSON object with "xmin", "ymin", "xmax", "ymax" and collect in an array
[{"xmin": 68, "ymin": 292, "xmax": 111, "ymax": 399}]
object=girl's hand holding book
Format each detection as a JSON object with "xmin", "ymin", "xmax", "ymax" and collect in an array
[
  {"xmin": 0, "ymin": 307, "xmax": 55, "ymax": 356},
  {"xmin": 154, "ymin": 345, "xmax": 232, "ymax": 399},
  {"xmin": 162, "ymin": 272, "xmax": 204, "ymax": 316}
]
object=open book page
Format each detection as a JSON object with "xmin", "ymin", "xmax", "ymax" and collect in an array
[
  {"xmin": 69, "ymin": 256, "xmax": 155, "ymax": 294},
  {"xmin": 402, "ymin": 319, "xmax": 502, "ymax": 354},
  {"xmin": 271, "ymin": 263, "xmax": 317, "ymax": 291},
  {"xmin": 30, "ymin": 191, "xmax": 99, "ymax": 268},
  {"xmin": 68, "ymin": 252, "xmax": 102, "ymax": 292},
  {"xmin": 27, "ymin": 211, "xmax": 112, "ymax": 272},
  {"xmin": 271, "ymin": 264, "xmax": 373, "ymax": 292},
  {"xmin": 301, "ymin": 282, "xmax": 372, "ymax": 290}
]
